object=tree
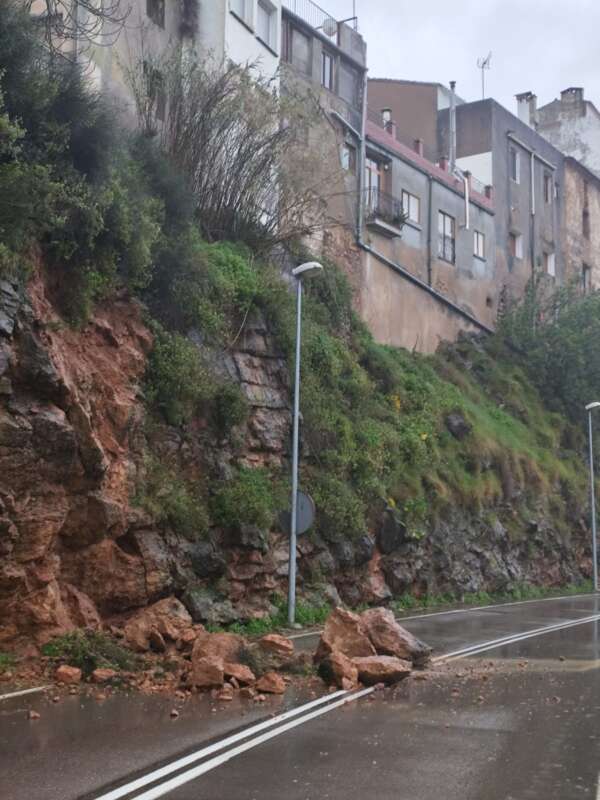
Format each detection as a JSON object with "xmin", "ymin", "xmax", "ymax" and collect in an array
[
  {"xmin": 127, "ymin": 49, "xmax": 349, "ymax": 251},
  {"xmin": 23, "ymin": 0, "xmax": 130, "ymax": 60}
]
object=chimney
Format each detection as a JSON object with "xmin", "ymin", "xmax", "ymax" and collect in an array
[
  {"xmin": 515, "ymin": 91, "xmax": 537, "ymax": 127},
  {"xmin": 449, "ymin": 80, "xmax": 457, "ymax": 172},
  {"xmin": 561, "ymin": 87, "xmax": 584, "ymax": 104},
  {"xmin": 413, "ymin": 138, "xmax": 424, "ymax": 156},
  {"xmin": 439, "ymin": 156, "xmax": 448, "ymax": 172},
  {"xmin": 484, "ymin": 184, "xmax": 494, "ymax": 202}
]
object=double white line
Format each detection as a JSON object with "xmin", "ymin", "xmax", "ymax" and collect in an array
[
  {"xmin": 94, "ymin": 687, "xmax": 373, "ymax": 800},
  {"xmin": 433, "ymin": 611, "xmax": 600, "ymax": 663}
]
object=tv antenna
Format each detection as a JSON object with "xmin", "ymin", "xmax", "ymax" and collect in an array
[{"xmin": 477, "ymin": 51, "xmax": 492, "ymax": 99}]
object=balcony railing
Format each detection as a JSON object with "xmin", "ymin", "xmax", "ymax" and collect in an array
[
  {"xmin": 282, "ymin": 0, "xmax": 358, "ymax": 35},
  {"xmin": 364, "ymin": 187, "xmax": 404, "ymax": 230}
]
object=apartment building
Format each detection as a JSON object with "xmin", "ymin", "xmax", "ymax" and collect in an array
[
  {"xmin": 534, "ymin": 88, "xmax": 600, "ymax": 179},
  {"xmin": 563, "ymin": 157, "xmax": 600, "ymax": 293},
  {"xmin": 359, "ymin": 110, "xmax": 496, "ymax": 352},
  {"xmin": 279, "ymin": 0, "xmax": 367, "ymax": 264},
  {"xmin": 87, "ymin": 0, "xmax": 282, "ymax": 117}
]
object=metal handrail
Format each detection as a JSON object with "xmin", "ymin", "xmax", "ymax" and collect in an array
[
  {"xmin": 282, "ymin": 0, "xmax": 357, "ymax": 34},
  {"xmin": 364, "ymin": 187, "xmax": 404, "ymax": 228}
]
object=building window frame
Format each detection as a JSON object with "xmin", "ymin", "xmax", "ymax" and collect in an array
[
  {"xmin": 321, "ymin": 49, "xmax": 335, "ymax": 91},
  {"xmin": 543, "ymin": 172, "xmax": 552, "ymax": 204},
  {"xmin": 474, "ymin": 229, "xmax": 485, "ymax": 260},
  {"xmin": 341, "ymin": 142, "xmax": 356, "ymax": 175},
  {"xmin": 543, "ymin": 251, "xmax": 556, "ymax": 278},
  {"xmin": 401, "ymin": 190, "xmax": 420, "ymax": 225},
  {"xmin": 509, "ymin": 146, "xmax": 520, "ymax": 184},
  {"xmin": 283, "ymin": 23, "xmax": 312, "ymax": 76},
  {"xmin": 438, "ymin": 210, "xmax": 456, "ymax": 264},
  {"xmin": 256, "ymin": 0, "xmax": 277, "ymax": 52},
  {"xmin": 509, "ymin": 231, "xmax": 523, "ymax": 260},
  {"xmin": 146, "ymin": 0, "xmax": 165, "ymax": 28}
]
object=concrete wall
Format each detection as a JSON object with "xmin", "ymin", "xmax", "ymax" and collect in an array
[
  {"xmin": 563, "ymin": 158, "xmax": 600, "ymax": 291},
  {"xmin": 358, "ymin": 251, "xmax": 480, "ymax": 354},
  {"xmin": 538, "ymin": 90, "xmax": 600, "ymax": 178}
]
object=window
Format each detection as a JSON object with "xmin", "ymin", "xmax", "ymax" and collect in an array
[
  {"xmin": 341, "ymin": 142, "xmax": 356, "ymax": 174},
  {"xmin": 583, "ymin": 181, "xmax": 590, "ymax": 239},
  {"xmin": 143, "ymin": 62, "xmax": 166, "ymax": 123},
  {"xmin": 338, "ymin": 62, "xmax": 359, "ymax": 107},
  {"xmin": 509, "ymin": 232, "xmax": 523, "ymax": 259},
  {"xmin": 285, "ymin": 26, "xmax": 311, "ymax": 75},
  {"xmin": 146, "ymin": 0, "xmax": 165, "ymax": 28},
  {"xmin": 543, "ymin": 172, "xmax": 552, "ymax": 204},
  {"xmin": 438, "ymin": 211, "xmax": 455, "ymax": 264},
  {"xmin": 401, "ymin": 190, "xmax": 420, "ymax": 224},
  {"xmin": 509, "ymin": 147, "xmax": 520, "ymax": 183},
  {"xmin": 365, "ymin": 156, "xmax": 383, "ymax": 210},
  {"xmin": 474, "ymin": 229, "xmax": 485, "ymax": 259},
  {"xmin": 321, "ymin": 50, "xmax": 334, "ymax": 91},
  {"xmin": 257, "ymin": 1, "xmax": 276, "ymax": 49},
  {"xmin": 543, "ymin": 251, "xmax": 556, "ymax": 277},
  {"xmin": 230, "ymin": 0, "xmax": 249, "ymax": 24},
  {"xmin": 583, "ymin": 264, "xmax": 592, "ymax": 293}
]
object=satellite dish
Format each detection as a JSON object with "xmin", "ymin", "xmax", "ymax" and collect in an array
[{"xmin": 322, "ymin": 17, "xmax": 338, "ymax": 37}]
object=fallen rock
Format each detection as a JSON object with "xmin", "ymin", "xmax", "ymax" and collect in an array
[
  {"xmin": 192, "ymin": 632, "xmax": 244, "ymax": 664},
  {"xmin": 91, "ymin": 668, "xmax": 117, "ymax": 684},
  {"xmin": 352, "ymin": 656, "xmax": 412, "ymax": 686},
  {"xmin": 216, "ymin": 684, "xmax": 235, "ymax": 701},
  {"xmin": 255, "ymin": 672, "xmax": 286, "ymax": 695},
  {"xmin": 314, "ymin": 607, "xmax": 376, "ymax": 663},
  {"xmin": 259, "ymin": 634, "xmax": 294, "ymax": 661},
  {"xmin": 55, "ymin": 665, "xmax": 82, "ymax": 685},
  {"xmin": 224, "ymin": 662, "xmax": 256, "ymax": 686},
  {"xmin": 360, "ymin": 608, "xmax": 431, "ymax": 666},
  {"xmin": 240, "ymin": 686, "xmax": 256, "ymax": 700},
  {"xmin": 318, "ymin": 651, "xmax": 358, "ymax": 689},
  {"xmin": 28, "ymin": 710, "xmax": 41, "ymax": 720},
  {"xmin": 123, "ymin": 597, "xmax": 193, "ymax": 653},
  {"xmin": 189, "ymin": 655, "xmax": 224, "ymax": 689}
]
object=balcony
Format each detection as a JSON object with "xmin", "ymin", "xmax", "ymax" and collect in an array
[
  {"xmin": 364, "ymin": 188, "xmax": 405, "ymax": 237},
  {"xmin": 282, "ymin": 0, "xmax": 358, "ymax": 35}
]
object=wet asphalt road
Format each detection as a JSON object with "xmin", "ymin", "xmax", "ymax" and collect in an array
[{"xmin": 1, "ymin": 593, "xmax": 599, "ymax": 800}]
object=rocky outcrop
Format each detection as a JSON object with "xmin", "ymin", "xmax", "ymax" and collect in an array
[{"xmin": 0, "ymin": 269, "xmax": 592, "ymax": 650}]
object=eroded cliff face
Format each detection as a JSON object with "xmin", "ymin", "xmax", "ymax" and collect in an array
[{"xmin": 0, "ymin": 272, "xmax": 591, "ymax": 650}]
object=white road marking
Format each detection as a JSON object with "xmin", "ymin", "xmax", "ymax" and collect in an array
[
  {"xmin": 94, "ymin": 689, "xmax": 348, "ymax": 800},
  {"xmin": 0, "ymin": 685, "xmax": 51, "ymax": 702},
  {"xmin": 596, "ymin": 772, "xmax": 600, "ymax": 800},
  {"xmin": 126, "ymin": 688, "xmax": 374, "ymax": 800},
  {"xmin": 287, "ymin": 591, "xmax": 599, "ymax": 639},
  {"xmin": 433, "ymin": 612, "xmax": 600, "ymax": 663}
]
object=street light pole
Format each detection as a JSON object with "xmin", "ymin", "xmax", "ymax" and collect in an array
[
  {"xmin": 288, "ymin": 262, "xmax": 323, "ymax": 626},
  {"xmin": 585, "ymin": 402, "xmax": 600, "ymax": 592}
]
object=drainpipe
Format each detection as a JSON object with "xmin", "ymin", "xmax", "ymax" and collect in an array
[
  {"xmin": 530, "ymin": 151, "xmax": 536, "ymax": 278},
  {"xmin": 448, "ymin": 80, "xmax": 469, "ymax": 230},
  {"xmin": 426, "ymin": 175, "xmax": 433, "ymax": 285}
]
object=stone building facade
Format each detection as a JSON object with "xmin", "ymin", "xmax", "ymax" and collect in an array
[{"xmin": 562, "ymin": 157, "xmax": 600, "ymax": 293}]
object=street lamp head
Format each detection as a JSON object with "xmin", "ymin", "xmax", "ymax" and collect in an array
[
  {"xmin": 586, "ymin": 402, "xmax": 600, "ymax": 412},
  {"xmin": 292, "ymin": 261, "xmax": 323, "ymax": 279}
]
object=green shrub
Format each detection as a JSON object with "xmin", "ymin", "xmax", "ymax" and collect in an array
[
  {"xmin": 41, "ymin": 630, "xmax": 141, "ymax": 676},
  {"xmin": 145, "ymin": 324, "xmax": 214, "ymax": 426},
  {"xmin": 135, "ymin": 455, "xmax": 210, "ymax": 541},
  {"xmin": 211, "ymin": 467, "xmax": 279, "ymax": 530},
  {"xmin": 0, "ymin": 651, "xmax": 15, "ymax": 672}
]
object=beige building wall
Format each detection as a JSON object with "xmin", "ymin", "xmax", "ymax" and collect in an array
[{"xmin": 563, "ymin": 158, "xmax": 600, "ymax": 292}]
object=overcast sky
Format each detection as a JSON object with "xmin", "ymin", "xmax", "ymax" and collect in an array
[{"xmin": 320, "ymin": 0, "xmax": 600, "ymax": 113}]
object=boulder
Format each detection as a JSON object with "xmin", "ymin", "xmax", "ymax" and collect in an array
[
  {"xmin": 317, "ymin": 651, "xmax": 359, "ymax": 689},
  {"xmin": 182, "ymin": 586, "xmax": 238, "ymax": 626},
  {"xmin": 216, "ymin": 684, "xmax": 235, "ymax": 701},
  {"xmin": 55, "ymin": 665, "xmax": 82, "ymax": 685},
  {"xmin": 361, "ymin": 608, "xmax": 431, "ymax": 666},
  {"xmin": 445, "ymin": 412, "xmax": 472, "ymax": 441},
  {"xmin": 255, "ymin": 672, "xmax": 286, "ymax": 695},
  {"xmin": 190, "ymin": 540, "xmax": 226, "ymax": 579},
  {"xmin": 190, "ymin": 655, "xmax": 224, "ymax": 689},
  {"xmin": 224, "ymin": 662, "xmax": 256, "ymax": 686},
  {"xmin": 259, "ymin": 634, "xmax": 294, "ymax": 661},
  {"xmin": 355, "ymin": 535, "xmax": 375, "ymax": 566},
  {"xmin": 315, "ymin": 607, "xmax": 376, "ymax": 663},
  {"xmin": 377, "ymin": 509, "xmax": 406, "ymax": 554},
  {"xmin": 123, "ymin": 597, "xmax": 193, "ymax": 653},
  {"xmin": 91, "ymin": 668, "xmax": 117, "ymax": 683},
  {"xmin": 192, "ymin": 631, "xmax": 244, "ymax": 664},
  {"xmin": 352, "ymin": 655, "xmax": 411, "ymax": 686}
]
